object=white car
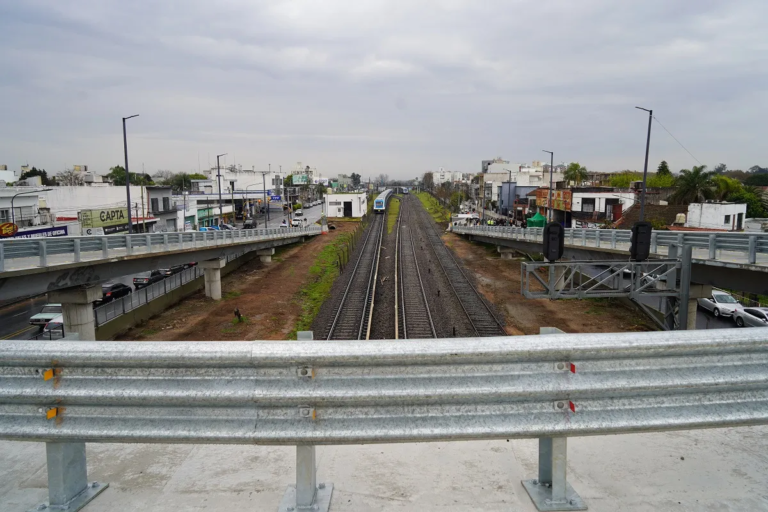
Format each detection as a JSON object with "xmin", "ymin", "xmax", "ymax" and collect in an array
[
  {"xmin": 29, "ymin": 304, "xmax": 63, "ymax": 327},
  {"xmin": 733, "ymin": 307, "xmax": 768, "ymax": 328},
  {"xmin": 697, "ymin": 291, "xmax": 741, "ymax": 318}
]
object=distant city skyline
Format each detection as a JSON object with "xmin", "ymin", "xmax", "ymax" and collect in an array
[{"xmin": 1, "ymin": 1, "xmax": 766, "ymax": 180}]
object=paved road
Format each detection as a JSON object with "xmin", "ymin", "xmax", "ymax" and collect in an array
[{"xmin": 243, "ymin": 204, "xmax": 324, "ymax": 229}]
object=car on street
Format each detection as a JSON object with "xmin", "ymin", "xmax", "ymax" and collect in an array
[
  {"xmin": 43, "ymin": 314, "xmax": 65, "ymax": 336},
  {"xmin": 697, "ymin": 291, "xmax": 741, "ymax": 318},
  {"xmin": 160, "ymin": 265, "xmax": 187, "ymax": 277},
  {"xmin": 220, "ymin": 223, "xmax": 238, "ymax": 230},
  {"xmin": 732, "ymin": 307, "xmax": 768, "ymax": 328},
  {"xmin": 94, "ymin": 282, "xmax": 132, "ymax": 306},
  {"xmin": 133, "ymin": 270, "xmax": 166, "ymax": 290},
  {"xmin": 290, "ymin": 218, "xmax": 303, "ymax": 227},
  {"xmin": 29, "ymin": 304, "xmax": 63, "ymax": 327},
  {"xmin": 294, "ymin": 209, "xmax": 304, "ymax": 218}
]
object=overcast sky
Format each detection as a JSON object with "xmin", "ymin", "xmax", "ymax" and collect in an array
[{"xmin": 1, "ymin": 0, "xmax": 766, "ymax": 180}]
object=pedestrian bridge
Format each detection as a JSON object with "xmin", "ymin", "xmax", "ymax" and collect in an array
[
  {"xmin": 452, "ymin": 225, "xmax": 768, "ymax": 295},
  {"xmin": 0, "ymin": 226, "xmax": 321, "ymax": 301}
]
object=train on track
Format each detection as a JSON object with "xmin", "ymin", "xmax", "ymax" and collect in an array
[{"xmin": 373, "ymin": 189, "xmax": 393, "ymax": 214}]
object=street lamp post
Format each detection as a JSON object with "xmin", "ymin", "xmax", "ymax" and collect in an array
[
  {"xmin": 216, "ymin": 153, "xmax": 227, "ymax": 226},
  {"xmin": 635, "ymin": 107, "xmax": 653, "ymax": 222},
  {"xmin": 542, "ymin": 150, "xmax": 554, "ymax": 222},
  {"xmin": 122, "ymin": 114, "xmax": 139, "ymax": 232},
  {"xmin": 11, "ymin": 188, "xmax": 52, "ymax": 226}
]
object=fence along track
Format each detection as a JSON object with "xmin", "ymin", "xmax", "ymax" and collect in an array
[
  {"xmin": 415, "ymin": 199, "xmax": 505, "ymax": 337},
  {"xmin": 327, "ymin": 215, "xmax": 385, "ymax": 340},
  {"xmin": 398, "ymin": 199, "xmax": 436, "ymax": 339}
]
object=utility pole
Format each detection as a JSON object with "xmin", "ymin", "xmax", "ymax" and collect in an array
[
  {"xmin": 543, "ymin": 150, "xmax": 554, "ymax": 222},
  {"xmin": 122, "ymin": 114, "xmax": 139, "ymax": 232},
  {"xmin": 636, "ymin": 107, "xmax": 653, "ymax": 221},
  {"xmin": 267, "ymin": 164, "xmax": 271, "ymax": 223},
  {"xmin": 216, "ymin": 153, "xmax": 227, "ymax": 226}
]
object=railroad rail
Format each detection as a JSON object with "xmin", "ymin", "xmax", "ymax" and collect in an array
[
  {"xmin": 415, "ymin": 199, "xmax": 506, "ymax": 336},
  {"xmin": 397, "ymin": 198, "xmax": 436, "ymax": 339},
  {"xmin": 326, "ymin": 215, "xmax": 385, "ymax": 340}
]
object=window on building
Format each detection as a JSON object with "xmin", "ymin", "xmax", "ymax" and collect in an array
[
  {"xmin": 151, "ymin": 198, "xmax": 159, "ymax": 213},
  {"xmin": 724, "ymin": 215, "xmax": 731, "ymax": 224},
  {"xmin": 582, "ymin": 198, "xmax": 595, "ymax": 213},
  {"xmin": 0, "ymin": 209, "xmax": 8, "ymax": 222},
  {"xmin": 162, "ymin": 197, "xmax": 170, "ymax": 211}
]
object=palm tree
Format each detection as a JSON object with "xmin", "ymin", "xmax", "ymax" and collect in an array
[
  {"xmin": 712, "ymin": 175, "xmax": 742, "ymax": 201},
  {"xmin": 670, "ymin": 165, "xmax": 714, "ymax": 204},
  {"xmin": 564, "ymin": 162, "xmax": 588, "ymax": 185}
]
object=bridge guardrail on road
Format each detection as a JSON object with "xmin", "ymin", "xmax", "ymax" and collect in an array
[
  {"xmin": 452, "ymin": 225, "xmax": 768, "ymax": 264},
  {"xmin": 0, "ymin": 225, "xmax": 321, "ymax": 272},
  {"xmin": 1, "ymin": 329, "xmax": 767, "ymax": 511}
]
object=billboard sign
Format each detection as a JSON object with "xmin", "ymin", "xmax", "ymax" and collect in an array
[
  {"xmin": 292, "ymin": 174, "xmax": 309, "ymax": 185},
  {"xmin": 535, "ymin": 189, "xmax": 572, "ymax": 211},
  {"xmin": 80, "ymin": 208, "xmax": 129, "ymax": 229},
  {"xmin": 0, "ymin": 223, "xmax": 19, "ymax": 237}
]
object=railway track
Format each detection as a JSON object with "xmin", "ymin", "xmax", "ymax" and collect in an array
[
  {"xmin": 326, "ymin": 214, "xmax": 385, "ymax": 340},
  {"xmin": 396, "ymin": 199, "xmax": 436, "ymax": 339},
  {"xmin": 415, "ymin": 200, "xmax": 506, "ymax": 337}
]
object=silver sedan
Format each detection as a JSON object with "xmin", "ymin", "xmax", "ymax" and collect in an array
[{"xmin": 733, "ymin": 307, "xmax": 768, "ymax": 328}]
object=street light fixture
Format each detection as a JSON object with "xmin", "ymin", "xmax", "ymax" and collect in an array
[
  {"xmin": 635, "ymin": 106, "xmax": 653, "ymax": 222},
  {"xmin": 542, "ymin": 150, "xmax": 554, "ymax": 222},
  {"xmin": 122, "ymin": 114, "xmax": 139, "ymax": 232},
  {"xmin": 216, "ymin": 153, "xmax": 227, "ymax": 226}
]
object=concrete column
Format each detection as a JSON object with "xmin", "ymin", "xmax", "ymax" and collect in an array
[
  {"xmin": 687, "ymin": 284, "xmax": 713, "ymax": 330},
  {"xmin": 48, "ymin": 285, "xmax": 102, "ymax": 340},
  {"xmin": 497, "ymin": 246, "xmax": 517, "ymax": 260},
  {"xmin": 257, "ymin": 248, "xmax": 275, "ymax": 263},
  {"xmin": 201, "ymin": 258, "xmax": 226, "ymax": 300}
]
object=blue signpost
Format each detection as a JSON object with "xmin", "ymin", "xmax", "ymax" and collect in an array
[{"xmin": 270, "ymin": 195, "xmax": 281, "ymax": 202}]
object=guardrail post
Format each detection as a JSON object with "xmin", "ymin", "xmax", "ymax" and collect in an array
[
  {"xmin": 595, "ymin": 230, "xmax": 601, "ymax": 248},
  {"xmin": 125, "ymin": 235, "xmax": 132, "ymax": 255},
  {"xmin": 708, "ymin": 234, "xmax": 716, "ymax": 260},
  {"xmin": 145, "ymin": 234, "xmax": 152, "ymax": 253},
  {"xmin": 651, "ymin": 232, "xmax": 658, "ymax": 254},
  {"xmin": 101, "ymin": 237, "xmax": 109, "ymax": 259},
  {"xmin": 74, "ymin": 239, "xmax": 81, "ymax": 262},
  {"xmin": 581, "ymin": 229, "xmax": 586, "ymax": 246},
  {"xmin": 523, "ymin": 437, "xmax": 585, "ymax": 511},
  {"xmin": 35, "ymin": 442, "xmax": 108, "ymax": 512},
  {"xmin": 39, "ymin": 240, "xmax": 48, "ymax": 267},
  {"xmin": 164, "ymin": 234, "xmax": 169, "ymax": 252},
  {"xmin": 0, "ymin": 242, "xmax": 4, "ymax": 272},
  {"xmin": 611, "ymin": 230, "xmax": 617, "ymax": 249},
  {"xmin": 748, "ymin": 235, "xmax": 757, "ymax": 264}
]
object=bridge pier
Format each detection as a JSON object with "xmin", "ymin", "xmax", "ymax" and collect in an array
[
  {"xmin": 48, "ymin": 285, "xmax": 101, "ymax": 340},
  {"xmin": 201, "ymin": 258, "xmax": 226, "ymax": 300},
  {"xmin": 257, "ymin": 248, "xmax": 275, "ymax": 263},
  {"xmin": 497, "ymin": 246, "xmax": 518, "ymax": 260},
  {"xmin": 688, "ymin": 284, "xmax": 712, "ymax": 330}
]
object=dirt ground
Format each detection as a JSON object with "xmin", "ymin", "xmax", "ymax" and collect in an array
[
  {"xmin": 442, "ymin": 232, "xmax": 656, "ymax": 335},
  {"xmin": 117, "ymin": 223, "xmax": 360, "ymax": 341}
]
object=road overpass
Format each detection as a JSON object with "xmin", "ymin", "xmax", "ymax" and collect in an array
[{"xmin": 451, "ymin": 225, "xmax": 768, "ymax": 295}]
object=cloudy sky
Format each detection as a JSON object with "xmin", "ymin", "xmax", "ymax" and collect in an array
[{"xmin": 1, "ymin": 0, "xmax": 766, "ymax": 180}]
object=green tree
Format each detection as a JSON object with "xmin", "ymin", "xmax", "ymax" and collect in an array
[
  {"xmin": 647, "ymin": 173, "xmax": 675, "ymax": 188},
  {"xmin": 748, "ymin": 165, "xmax": 768, "ymax": 174},
  {"xmin": 564, "ymin": 162, "xmax": 588, "ymax": 185},
  {"xmin": 670, "ymin": 165, "xmax": 714, "ymax": 204},
  {"xmin": 422, "ymin": 172, "xmax": 434, "ymax": 191},
  {"xmin": 20, "ymin": 167, "xmax": 55, "ymax": 186},
  {"xmin": 725, "ymin": 189, "xmax": 768, "ymax": 218},
  {"xmin": 713, "ymin": 163, "xmax": 728, "ymax": 174},
  {"xmin": 283, "ymin": 175, "xmax": 293, "ymax": 187},
  {"xmin": 712, "ymin": 175, "xmax": 743, "ymax": 201},
  {"xmin": 107, "ymin": 165, "xmax": 154, "ymax": 186},
  {"xmin": 656, "ymin": 160, "xmax": 671, "ymax": 177},
  {"xmin": 166, "ymin": 172, "xmax": 207, "ymax": 193},
  {"xmin": 350, "ymin": 173, "xmax": 361, "ymax": 187},
  {"xmin": 745, "ymin": 173, "xmax": 768, "ymax": 186},
  {"xmin": 609, "ymin": 171, "xmax": 642, "ymax": 188}
]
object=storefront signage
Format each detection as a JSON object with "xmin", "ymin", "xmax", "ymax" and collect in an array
[
  {"xmin": 10, "ymin": 225, "xmax": 69, "ymax": 238},
  {"xmin": 0, "ymin": 223, "xmax": 20, "ymax": 237},
  {"xmin": 80, "ymin": 208, "xmax": 129, "ymax": 229}
]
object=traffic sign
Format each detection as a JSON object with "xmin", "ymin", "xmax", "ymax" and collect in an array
[{"xmin": 270, "ymin": 195, "xmax": 281, "ymax": 201}]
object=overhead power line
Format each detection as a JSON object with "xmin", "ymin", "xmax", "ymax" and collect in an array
[{"xmin": 652, "ymin": 116, "xmax": 703, "ymax": 166}]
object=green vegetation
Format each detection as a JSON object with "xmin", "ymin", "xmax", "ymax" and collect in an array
[
  {"xmin": 290, "ymin": 229, "xmax": 359, "ymax": 339},
  {"xmin": 387, "ymin": 197, "xmax": 400, "ymax": 234},
  {"xmin": 223, "ymin": 290, "xmax": 242, "ymax": 300},
  {"xmin": 139, "ymin": 328, "xmax": 158, "ymax": 337},
  {"xmin": 416, "ymin": 192, "xmax": 451, "ymax": 223},
  {"xmin": 609, "ymin": 170, "xmax": 674, "ymax": 188}
]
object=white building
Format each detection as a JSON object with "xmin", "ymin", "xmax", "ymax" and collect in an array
[
  {"xmin": 685, "ymin": 202, "xmax": 747, "ymax": 231},
  {"xmin": 571, "ymin": 191, "xmax": 636, "ymax": 217},
  {"xmin": 0, "ymin": 186, "xmax": 47, "ymax": 228},
  {"xmin": 325, "ymin": 193, "xmax": 367, "ymax": 218}
]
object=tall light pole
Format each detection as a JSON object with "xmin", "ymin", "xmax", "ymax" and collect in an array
[
  {"xmin": 122, "ymin": 114, "xmax": 139, "ymax": 232},
  {"xmin": 542, "ymin": 150, "xmax": 554, "ymax": 222},
  {"xmin": 635, "ymin": 107, "xmax": 653, "ymax": 222},
  {"xmin": 216, "ymin": 153, "xmax": 227, "ymax": 226}
]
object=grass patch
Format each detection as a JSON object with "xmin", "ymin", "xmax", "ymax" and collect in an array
[
  {"xmin": 231, "ymin": 316, "xmax": 248, "ymax": 325},
  {"xmin": 289, "ymin": 230, "xmax": 358, "ymax": 339},
  {"xmin": 416, "ymin": 192, "xmax": 451, "ymax": 223},
  {"xmin": 387, "ymin": 197, "xmax": 401, "ymax": 234},
  {"xmin": 223, "ymin": 290, "xmax": 242, "ymax": 300},
  {"xmin": 140, "ymin": 328, "xmax": 158, "ymax": 337}
]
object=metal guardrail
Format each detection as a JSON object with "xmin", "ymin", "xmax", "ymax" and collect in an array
[
  {"xmin": 451, "ymin": 225, "xmax": 768, "ymax": 264},
  {"xmin": 0, "ymin": 225, "xmax": 321, "ymax": 271},
  {"xmin": 1, "ymin": 329, "xmax": 767, "ymax": 510},
  {"xmin": 93, "ymin": 250, "xmax": 247, "ymax": 327}
]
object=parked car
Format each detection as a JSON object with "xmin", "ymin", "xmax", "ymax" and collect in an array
[
  {"xmin": 133, "ymin": 270, "xmax": 166, "ymax": 290},
  {"xmin": 733, "ymin": 307, "xmax": 768, "ymax": 328},
  {"xmin": 94, "ymin": 282, "xmax": 132, "ymax": 306},
  {"xmin": 220, "ymin": 223, "xmax": 238, "ymax": 230},
  {"xmin": 294, "ymin": 209, "xmax": 304, "ymax": 218},
  {"xmin": 290, "ymin": 218, "xmax": 303, "ymax": 227},
  {"xmin": 697, "ymin": 291, "xmax": 741, "ymax": 318},
  {"xmin": 29, "ymin": 304, "xmax": 63, "ymax": 327}
]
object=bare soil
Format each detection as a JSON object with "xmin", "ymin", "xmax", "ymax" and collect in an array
[
  {"xmin": 443, "ymin": 233, "xmax": 656, "ymax": 335},
  {"xmin": 116, "ymin": 223, "xmax": 360, "ymax": 341}
]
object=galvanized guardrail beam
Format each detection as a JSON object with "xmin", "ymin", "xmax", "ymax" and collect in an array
[{"xmin": 1, "ymin": 329, "xmax": 767, "ymax": 510}]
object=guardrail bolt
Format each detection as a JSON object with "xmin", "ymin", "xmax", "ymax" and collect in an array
[
  {"xmin": 556, "ymin": 362, "xmax": 565, "ymax": 370},
  {"xmin": 556, "ymin": 401, "xmax": 565, "ymax": 410}
]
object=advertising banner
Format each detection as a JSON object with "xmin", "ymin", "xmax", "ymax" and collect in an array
[
  {"xmin": 80, "ymin": 208, "xmax": 129, "ymax": 229},
  {"xmin": 11, "ymin": 225, "xmax": 69, "ymax": 238},
  {"xmin": 535, "ymin": 189, "xmax": 572, "ymax": 211}
]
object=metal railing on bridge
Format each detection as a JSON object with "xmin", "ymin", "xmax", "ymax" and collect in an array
[
  {"xmin": 0, "ymin": 225, "xmax": 321, "ymax": 271},
  {"xmin": 1, "ymin": 329, "xmax": 767, "ymax": 511},
  {"xmin": 451, "ymin": 224, "xmax": 768, "ymax": 265}
]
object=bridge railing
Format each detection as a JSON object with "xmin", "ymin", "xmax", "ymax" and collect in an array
[
  {"xmin": 0, "ymin": 225, "xmax": 321, "ymax": 271},
  {"xmin": 452, "ymin": 225, "xmax": 768, "ymax": 264},
  {"xmin": 1, "ymin": 329, "xmax": 767, "ymax": 511}
]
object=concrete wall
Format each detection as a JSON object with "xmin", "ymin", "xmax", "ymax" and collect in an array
[
  {"xmin": 95, "ymin": 250, "xmax": 260, "ymax": 340},
  {"xmin": 44, "ymin": 185, "xmax": 147, "ymax": 219},
  {"xmin": 686, "ymin": 203, "xmax": 747, "ymax": 231}
]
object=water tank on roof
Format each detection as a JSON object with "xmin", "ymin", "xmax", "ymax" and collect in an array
[{"xmin": 674, "ymin": 213, "xmax": 686, "ymax": 225}]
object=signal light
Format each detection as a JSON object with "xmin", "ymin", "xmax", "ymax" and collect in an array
[
  {"xmin": 543, "ymin": 222, "xmax": 564, "ymax": 262},
  {"xmin": 630, "ymin": 221, "xmax": 652, "ymax": 261}
]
